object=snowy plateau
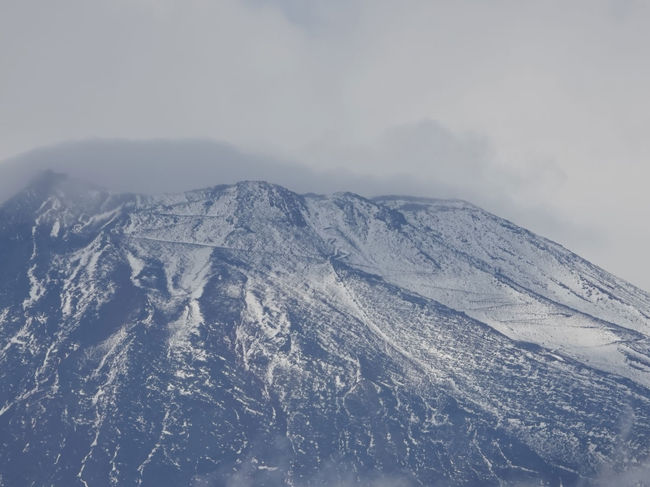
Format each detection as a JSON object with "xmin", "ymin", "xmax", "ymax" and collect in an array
[{"xmin": 0, "ymin": 172, "xmax": 649, "ymax": 486}]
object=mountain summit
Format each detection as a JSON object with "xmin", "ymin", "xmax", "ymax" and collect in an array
[{"xmin": 1, "ymin": 175, "xmax": 649, "ymax": 486}]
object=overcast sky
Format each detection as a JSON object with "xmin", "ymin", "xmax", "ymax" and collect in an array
[{"xmin": 1, "ymin": 0, "xmax": 649, "ymax": 290}]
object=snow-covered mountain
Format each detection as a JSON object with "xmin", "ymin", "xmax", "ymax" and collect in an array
[{"xmin": 1, "ymin": 172, "xmax": 649, "ymax": 486}]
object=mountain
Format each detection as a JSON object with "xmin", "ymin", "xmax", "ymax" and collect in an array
[{"xmin": 0, "ymin": 172, "xmax": 649, "ymax": 486}]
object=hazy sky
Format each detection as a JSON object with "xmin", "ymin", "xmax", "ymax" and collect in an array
[{"xmin": 1, "ymin": 0, "xmax": 649, "ymax": 290}]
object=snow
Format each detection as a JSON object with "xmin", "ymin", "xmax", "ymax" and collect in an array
[
  {"xmin": 2, "ymin": 178, "xmax": 650, "ymax": 486},
  {"xmin": 50, "ymin": 220, "xmax": 61, "ymax": 237},
  {"xmin": 126, "ymin": 252, "xmax": 145, "ymax": 284}
]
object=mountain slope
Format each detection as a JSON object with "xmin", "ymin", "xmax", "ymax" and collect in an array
[{"xmin": 0, "ymin": 173, "xmax": 649, "ymax": 486}]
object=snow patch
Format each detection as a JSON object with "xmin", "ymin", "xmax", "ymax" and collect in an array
[{"xmin": 50, "ymin": 220, "xmax": 61, "ymax": 238}]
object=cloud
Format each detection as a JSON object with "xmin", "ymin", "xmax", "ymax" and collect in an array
[
  {"xmin": 0, "ymin": 134, "xmax": 596, "ymax": 285},
  {"xmin": 311, "ymin": 118, "xmax": 566, "ymax": 201},
  {"xmin": 0, "ymin": 132, "xmax": 564, "ymax": 231},
  {"xmin": 0, "ymin": 137, "xmax": 419, "ymax": 201},
  {"xmin": 298, "ymin": 120, "xmax": 589, "ymax": 251},
  {"xmin": 0, "ymin": 138, "xmax": 314, "ymax": 201},
  {"xmin": 1, "ymin": 0, "xmax": 649, "ymax": 289}
]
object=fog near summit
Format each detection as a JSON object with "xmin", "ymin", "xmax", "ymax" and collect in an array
[
  {"xmin": 0, "ymin": 136, "xmax": 589, "ymax": 272},
  {"xmin": 1, "ymin": 0, "xmax": 649, "ymax": 289}
]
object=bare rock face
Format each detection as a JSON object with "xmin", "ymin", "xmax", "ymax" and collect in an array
[{"xmin": 1, "ymin": 173, "xmax": 649, "ymax": 486}]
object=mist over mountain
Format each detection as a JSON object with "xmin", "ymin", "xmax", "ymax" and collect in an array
[
  {"xmin": 0, "ymin": 172, "xmax": 649, "ymax": 486},
  {"xmin": 0, "ymin": 137, "xmax": 470, "ymax": 205}
]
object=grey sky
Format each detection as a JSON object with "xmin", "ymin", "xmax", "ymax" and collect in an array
[{"xmin": 1, "ymin": 0, "xmax": 649, "ymax": 290}]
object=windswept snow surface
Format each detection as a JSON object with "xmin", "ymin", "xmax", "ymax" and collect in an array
[{"xmin": 0, "ymin": 173, "xmax": 649, "ymax": 486}]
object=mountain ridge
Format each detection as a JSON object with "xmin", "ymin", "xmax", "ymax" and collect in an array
[{"xmin": 0, "ymin": 173, "xmax": 649, "ymax": 486}]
